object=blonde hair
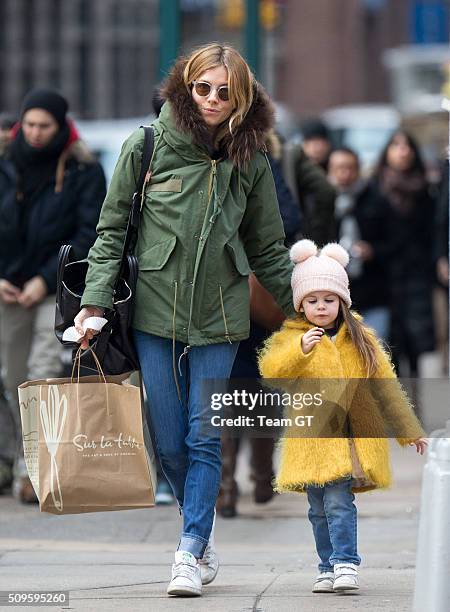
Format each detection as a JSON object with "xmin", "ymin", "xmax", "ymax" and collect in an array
[
  {"xmin": 339, "ymin": 300, "xmax": 378, "ymax": 377},
  {"xmin": 183, "ymin": 43, "xmax": 254, "ymax": 142}
]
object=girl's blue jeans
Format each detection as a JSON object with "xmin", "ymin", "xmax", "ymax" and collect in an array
[
  {"xmin": 133, "ymin": 330, "xmax": 239, "ymax": 559},
  {"xmin": 306, "ymin": 477, "xmax": 361, "ymax": 572}
]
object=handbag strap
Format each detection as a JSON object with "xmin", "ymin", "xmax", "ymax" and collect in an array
[
  {"xmin": 123, "ymin": 125, "xmax": 155, "ymax": 256},
  {"xmin": 117, "ymin": 126, "xmax": 154, "ymax": 284},
  {"xmin": 56, "ymin": 244, "xmax": 73, "ymax": 307}
]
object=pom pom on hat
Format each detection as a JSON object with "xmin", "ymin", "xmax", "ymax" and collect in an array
[
  {"xmin": 321, "ymin": 242, "xmax": 350, "ymax": 268},
  {"xmin": 290, "ymin": 239, "xmax": 317, "ymax": 264}
]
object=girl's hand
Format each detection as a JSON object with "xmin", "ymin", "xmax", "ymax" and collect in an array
[
  {"xmin": 410, "ymin": 438, "xmax": 428, "ymax": 455},
  {"xmin": 301, "ymin": 327, "xmax": 324, "ymax": 355},
  {"xmin": 74, "ymin": 306, "xmax": 105, "ymax": 350}
]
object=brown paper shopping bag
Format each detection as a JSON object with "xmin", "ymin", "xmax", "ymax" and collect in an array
[{"xmin": 17, "ymin": 350, "xmax": 156, "ymax": 514}]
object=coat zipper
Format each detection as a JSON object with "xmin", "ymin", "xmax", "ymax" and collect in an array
[
  {"xmin": 219, "ymin": 284, "xmax": 232, "ymax": 344},
  {"xmin": 186, "ymin": 158, "xmax": 219, "ymax": 341}
]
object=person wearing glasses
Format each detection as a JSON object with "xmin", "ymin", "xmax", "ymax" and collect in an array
[{"xmin": 74, "ymin": 43, "xmax": 295, "ymax": 597}]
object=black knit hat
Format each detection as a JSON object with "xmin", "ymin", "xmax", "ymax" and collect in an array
[
  {"xmin": 21, "ymin": 88, "xmax": 68, "ymax": 128},
  {"xmin": 301, "ymin": 119, "xmax": 330, "ymax": 141}
]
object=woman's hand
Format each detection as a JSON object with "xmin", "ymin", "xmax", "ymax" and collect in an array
[
  {"xmin": 436, "ymin": 256, "xmax": 449, "ymax": 287},
  {"xmin": 0, "ymin": 279, "xmax": 21, "ymax": 304},
  {"xmin": 352, "ymin": 240, "xmax": 374, "ymax": 262},
  {"xmin": 301, "ymin": 327, "xmax": 324, "ymax": 355},
  {"xmin": 74, "ymin": 306, "xmax": 105, "ymax": 350},
  {"xmin": 410, "ymin": 438, "xmax": 428, "ymax": 455},
  {"xmin": 17, "ymin": 276, "xmax": 48, "ymax": 308}
]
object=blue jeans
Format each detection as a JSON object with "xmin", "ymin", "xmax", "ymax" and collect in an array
[
  {"xmin": 306, "ymin": 478, "xmax": 361, "ymax": 572},
  {"xmin": 133, "ymin": 330, "xmax": 239, "ymax": 558},
  {"xmin": 361, "ymin": 306, "xmax": 390, "ymax": 342}
]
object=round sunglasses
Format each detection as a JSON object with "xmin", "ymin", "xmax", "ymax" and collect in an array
[{"xmin": 192, "ymin": 80, "xmax": 230, "ymax": 102}]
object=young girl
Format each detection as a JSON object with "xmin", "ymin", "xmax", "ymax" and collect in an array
[{"xmin": 258, "ymin": 239, "xmax": 427, "ymax": 593}]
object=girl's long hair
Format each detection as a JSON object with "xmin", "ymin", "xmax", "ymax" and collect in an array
[
  {"xmin": 182, "ymin": 43, "xmax": 254, "ymax": 145},
  {"xmin": 339, "ymin": 300, "xmax": 378, "ymax": 377}
]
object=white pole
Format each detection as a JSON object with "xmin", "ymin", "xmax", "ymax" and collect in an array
[
  {"xmin": 412, "ymin": 100, "xmax": 450, "ymax": 612},
  {"xmin": 442, "ymin": 98, "xmax": 450, "ymax": 378}
]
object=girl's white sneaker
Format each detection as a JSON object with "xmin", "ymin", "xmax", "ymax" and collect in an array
[
  {"xmin": 167, "ymin": 551, "xmax": 202, "ymax": 597},
  {"xmin": 333, "ymin": 563, "xmax": 359, "ymax": 591},
  {"xmin": 312, "ymin": 571, "xmax": 335, "ymax": 593}
]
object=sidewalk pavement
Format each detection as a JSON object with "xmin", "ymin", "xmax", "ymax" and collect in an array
[{"xmin": 0, "ymin": 442, "xmax": 425, "ymax": 612}]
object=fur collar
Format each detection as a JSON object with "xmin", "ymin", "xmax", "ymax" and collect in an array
[
  {"xmin": 67, "ymin": 140, "xmax": 96, "ymax": 165},
  {"xmin": 160, "ymin": 58, "xmax": 274, "ymax": 168}
]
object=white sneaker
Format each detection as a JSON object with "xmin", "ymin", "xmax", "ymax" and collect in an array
[
  {"xmin": 167, "ymin": 551, "xmax": 202, "ymax": 597},
  {"xmin": 312, "ymin": 571, "xmax": 335, "ymax": 593},
  {"xmin": 199, "ymin": 542, "xmax": 219, "ymax": 585},
  {"xmin": 333, "ymin": 563, "xmax": 359, "ymax": 591},
  {"xmin": 199, "ymin": 510, "xmax": 219, "ymax": 585}
]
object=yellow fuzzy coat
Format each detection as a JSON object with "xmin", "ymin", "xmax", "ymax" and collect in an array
[{"xmin": 257, "ymin": 316, "xmax": 425, "ymax": 493}]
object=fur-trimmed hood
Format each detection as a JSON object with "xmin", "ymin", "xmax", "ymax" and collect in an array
[
  {"xmin": 159, "ymin": 58, "xmax": 274, "ymax": 168},
  {"xmin": 66, "ymin": 139, "xmax": 96, "ymax": 165}
]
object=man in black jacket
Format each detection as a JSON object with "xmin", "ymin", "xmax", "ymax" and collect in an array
[{"xmin": 0, "ymin": 88, "xmax": 106, "ymax": 502}]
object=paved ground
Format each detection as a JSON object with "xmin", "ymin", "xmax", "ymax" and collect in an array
[{"xmin": 0, "ymin": 441, "xmax": 427, "ymax": 612}]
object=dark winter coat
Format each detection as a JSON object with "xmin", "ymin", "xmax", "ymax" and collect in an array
[
  {"xmin": 81, "ymin": 60, "xmax": 295, "ymax": 346},
  {"xmin": 336, "ymin": 180, "xmax": 394, "ymax": 312},
  {"xmin": 0, "ymin": 140, "xmax": 106, "ymax": 294},
  {"xmin": 436, "ymin": 163, "xmax": 449, "ymax": 265},
  {"xmin": 374, "ymin": 177, "xmax": 436, "ymax": 357},
  {"xmin": 294, "ymin": 149, "xmax": 336, "ymax": 246},
  {"xmin": 268, "ymin": 156, "xmax": 302, "ymax": 245}
]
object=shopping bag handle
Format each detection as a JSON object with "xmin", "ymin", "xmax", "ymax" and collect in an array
[
  {"xmin": 72, "ymin": 346, "xmax": 112, "ymax": 418},
  {"xmin": 71, "ymin": 346, "xmax": 107, "ymax": 384}
]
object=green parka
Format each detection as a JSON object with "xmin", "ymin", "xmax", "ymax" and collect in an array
[{"xmin": 81, "ymin": 60, "xmax": 295, "ymax": 346}]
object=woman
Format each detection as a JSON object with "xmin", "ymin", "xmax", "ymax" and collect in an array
[
  {"xmin": 74, "ymin": 43, "xmax": 295, "ymax": 597},
  {"xmin": 373, "ymin": 130, "xmax": 435, "ymax": 375},
  {"xmin": 0, "ymin": 88, "xmax": 106, "ymax": 503}
]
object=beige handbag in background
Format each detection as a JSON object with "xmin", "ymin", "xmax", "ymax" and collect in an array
[{"xmin": 17, "ymin": 348, "xmax": 156, "ymax": 515}]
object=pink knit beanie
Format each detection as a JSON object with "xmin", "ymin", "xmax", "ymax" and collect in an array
[{"xmin": 290, "ymin": 239, "xmax": 352, "ymax": 311}]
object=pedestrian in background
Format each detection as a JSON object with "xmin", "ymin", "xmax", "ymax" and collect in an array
[
  {"xmin": 258, "ymin": 238, "xmax": 427, "ymax": 594},
  {"xmin": 282, "ymin": 149, "xmax": 336, "ymax": 246},
  {"xmin": 300, "ymin": 118, "xmax": 333, "ymax": 172},
  {"xmin": 372, "ymin": 130, "xmax": 436, "ymax": 376},
  {"xmin": 434, "ymin": 161, "xmax": 449, "ymax": 375},
  {"xmin": 328, "ymin": 147, "xmax": 393, "ymax": 340},
  {"xmin": 291, "ymin": 122, "xmax": 336, "ymax": 245},
  {"xmin": 0, "ymin": 112, "xmax": 18, "ymax": 494},
  {"xmin": 0, "ymin": 88, "xmax": 106, "ymax": 502},
  {"xmin": 0, "ymin": 114, "xmax": 16, "ymax": 156},
  {"xmin": 73, "ymin": 43, "xmax": 295, "ymax": 597}
]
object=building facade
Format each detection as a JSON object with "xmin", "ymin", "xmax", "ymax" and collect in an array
[{"xmin": 0, "ymin": 0, "xmax": 159, "ymax": 118}]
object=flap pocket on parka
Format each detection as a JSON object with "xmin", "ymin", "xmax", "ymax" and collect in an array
[
  {"xmin": 148, "ymin": 178, "xmax": 183, "ymax": 192},
  {"xmin": 225, "ymin": 239, "xmax": 252, "ymax": 276},
  {"xmin": 139, "ymin": 236, "xmax": 177, "ymax": 271}
]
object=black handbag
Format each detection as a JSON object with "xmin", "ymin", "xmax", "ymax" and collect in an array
[{"xmin": 54, "ymin": 126, "xmax": 154, "ymax": 374}]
